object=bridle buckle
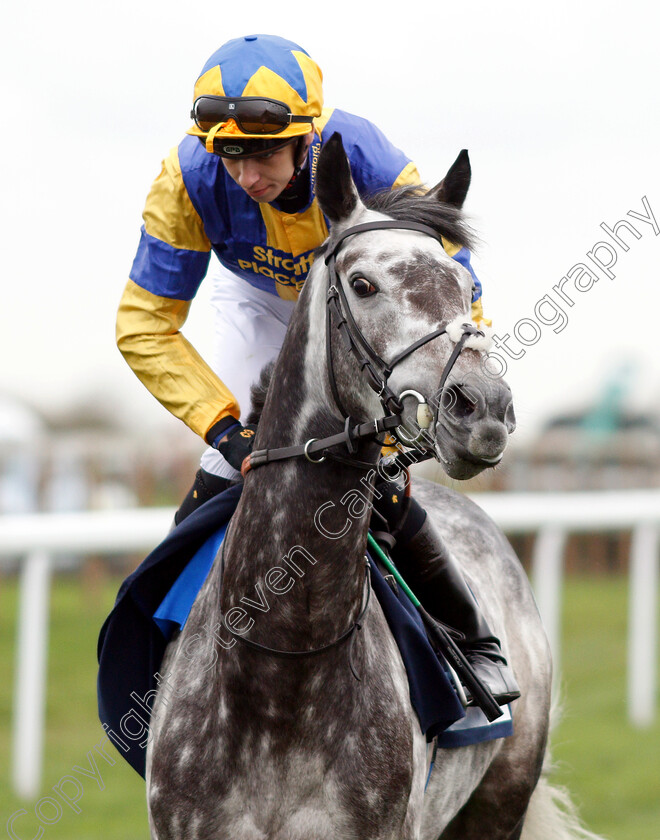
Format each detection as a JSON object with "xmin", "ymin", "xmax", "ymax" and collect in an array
[{"xmin": 304, "ymin": 438, "xmax": 326, "ymax": 463}]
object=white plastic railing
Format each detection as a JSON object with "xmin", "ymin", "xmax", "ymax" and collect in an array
[
  {"xmin": 2, "ymin": 507, "xmax": 175, "ymax": 801},
  {"xmin": 1, "ymin": 490, "xmax": 658, "ymax": 799},
  {"xmin": 473, "ymin": 489, "xmax": 659, "ymax": 725}
]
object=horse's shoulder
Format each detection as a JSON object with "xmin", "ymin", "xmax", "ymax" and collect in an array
[
  {"xmin": 411, "ymin": 476, "xmax": 520, "ymax": 578},
  {"xmin": 412, "ymin": 476, "xmax": 501, "ymax": 534}
]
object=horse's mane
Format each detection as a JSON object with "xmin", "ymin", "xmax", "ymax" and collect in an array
[
  {"xmin": 246, "ymin": 360, "xmax": 276, "ymax": 425},
  {"xmin": 364, "ymin": 185, "xmax": 477, "ymax": 252}
]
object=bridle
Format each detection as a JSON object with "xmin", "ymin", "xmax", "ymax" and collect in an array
[
  {"xmin": 242, "ymin": 218, "xmax": 484, "ymax": 474},
  {"xmin": 325, "ymin": 219, "xmax": 485, "ymax": 445}
]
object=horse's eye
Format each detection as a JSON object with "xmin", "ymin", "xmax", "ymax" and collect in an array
[{"xmin": 350, "ymin": 277, "xmax": 377, "ymax": 298}]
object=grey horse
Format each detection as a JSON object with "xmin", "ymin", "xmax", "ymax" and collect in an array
[{"xmin": 145, "ymin": 135, "xmax": 597, "ymax": 840}]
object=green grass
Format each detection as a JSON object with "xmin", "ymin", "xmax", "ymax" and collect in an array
[
  {"xmin": 551, "ymin": 578, "xmax": 660, "ymax": 840},
  {"xmin": 0, "ymin": 574, "xmax": 150, "ymax": 839},
  {"xmin": 1, "ymin": 572, "xmax": 658, "ymax": 839}
]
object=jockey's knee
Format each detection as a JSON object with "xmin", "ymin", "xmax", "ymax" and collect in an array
[
  {"xmin": 174, "ymin": 469, "xmax": 233, "ymax": 524},
  {"xmin": 370, "ymin": 473, "xmax": 427, "ymax": 546}
]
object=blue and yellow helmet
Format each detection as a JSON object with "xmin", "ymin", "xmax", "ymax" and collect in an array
[{"xmin": 187, "ymin": 34, "xmax": 323, "ymax": 148}]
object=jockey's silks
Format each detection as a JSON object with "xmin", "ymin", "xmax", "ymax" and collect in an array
[{"xmin": 117, "ymin": 107, "xmax": 485, "ymax": 441}]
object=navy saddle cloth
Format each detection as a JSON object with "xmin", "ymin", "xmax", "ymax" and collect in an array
[{"xmin": 98, "ymin": 486, "xmax": 509, "ymax": 778}]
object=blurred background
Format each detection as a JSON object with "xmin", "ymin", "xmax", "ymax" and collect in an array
[{"xmin": 1, "ymin": 1, "xmax": 659, "ymax": 837}]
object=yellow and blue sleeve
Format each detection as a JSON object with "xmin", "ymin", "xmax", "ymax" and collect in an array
[
  {"xmin": 442, "ymin": 239, "xmax": 491, "ymax": 328},
  {"xmin": 393, "ymin": 161, "xmax": 422, "ymax": 189},
  {"xmin": 130, "ymin": 146, "xmax": 212, "ymax": 299},
  {"xmin": 118, "ymin": 147, "xmax": 238, "ymax": 440},
  {"xmin": 116, "ymin": 280, "xmax": 240, "ymax": 440}
]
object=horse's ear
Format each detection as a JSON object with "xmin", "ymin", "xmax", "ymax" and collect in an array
[
  {"xmin": 428, "ymin": 149, "xmax": 471, "ymax": 209},
  {"xmin": 315, "ymin": 132, "xmax": 361, "ymax": 223}
]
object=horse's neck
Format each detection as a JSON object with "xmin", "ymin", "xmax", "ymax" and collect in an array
[
  {"xmin": 224, "ymin": 454, "xmax": 372, "ymax": 644},
  {"xmin": 219, "ymin": 290, "xmax": 378, "ymax": 648}
]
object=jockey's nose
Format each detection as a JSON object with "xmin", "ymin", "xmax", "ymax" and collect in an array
[{"xmin": 235, "ymin": 159, "xmax": 261, "ymax": 189}]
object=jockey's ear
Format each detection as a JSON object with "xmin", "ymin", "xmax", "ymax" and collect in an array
[
  {"xmin": 316, "ymin": 132, "xmax": 361, "ymax": 223},
  {"xmin": 428, "ymin": 149, "xmax": 471, "ymax": 209}
]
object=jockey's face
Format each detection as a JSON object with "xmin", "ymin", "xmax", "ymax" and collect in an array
[{"xmin": 222, "ymin": 137, "xmax": 309, "ymax": 203}]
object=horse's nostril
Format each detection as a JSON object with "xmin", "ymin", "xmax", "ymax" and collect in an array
[
  {"xmin": 441, "ymin": 383, "xmax": 480, "ymax": 422},
  {"xmin": 504, "ymin": 401, "xmax": 517, "ymax": 434}
]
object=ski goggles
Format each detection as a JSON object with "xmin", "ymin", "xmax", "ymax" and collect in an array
[{"xmin": 191, "ymin": 95, "xmax": 315, "ymax": 135}]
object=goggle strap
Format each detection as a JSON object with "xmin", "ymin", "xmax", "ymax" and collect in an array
[{"xmin": 206, "ymin": 123, "xmax": 223, "ymax": 153}]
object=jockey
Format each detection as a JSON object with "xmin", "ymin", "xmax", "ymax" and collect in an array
[{"xmin": 117, "ymin": 34, "xmax": 519, "ymax": 706}]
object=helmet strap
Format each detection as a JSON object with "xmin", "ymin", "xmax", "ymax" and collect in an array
[
  {"xmin": 287, "ymin": 135, "xmax": 312, "ymax": 182},
  {"xmin": 283, "ymin": 138, "xmax": 310, "ymax": 189}
]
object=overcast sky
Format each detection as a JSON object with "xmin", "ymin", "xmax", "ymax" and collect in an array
[{"xmin": 1, "ymin": 0, "xmax": 659, "ymax": 445}]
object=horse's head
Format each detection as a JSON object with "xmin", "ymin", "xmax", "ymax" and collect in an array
[{"xmin": 312, "ymin": 133, "xmax": 515, "ymax": 480}]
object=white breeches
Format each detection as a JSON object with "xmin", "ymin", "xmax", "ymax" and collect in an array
[{"xmin": 200, "ymin": 263, "xmax": 296, "ymax": 478}]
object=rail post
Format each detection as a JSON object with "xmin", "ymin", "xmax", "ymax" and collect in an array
[
  {"xmin": 627, "ymin": 522, "xmax": 658, "ymax": 727},
  {"xmin": 11, "ymin": 549, "xmax": 52, "ymax": 799},
  {"xmin": 531, "ymin": 525, "xmax": 567, "ymax": 681}
]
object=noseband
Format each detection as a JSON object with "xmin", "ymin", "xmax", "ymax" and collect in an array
[
  {"xmin": 324, "ymin": 219, "xmax": 484, "ymax": 445},
  {"xmin": 243, "ymin": 219, "xmax": 484, "ymax": 473}
]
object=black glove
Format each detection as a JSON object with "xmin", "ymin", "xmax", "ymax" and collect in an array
[
  {"xmin": 370, "ymin": 473, "xmax": 428, "ymax": 550},
  {"xmin": 215, "ymin": 423, "xmax": 258, "ymax": 471}
]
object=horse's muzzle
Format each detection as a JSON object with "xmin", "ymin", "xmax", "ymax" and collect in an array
[{"xmin": 432, "ymin": 377, "xmax": 516, "ymax": 478}]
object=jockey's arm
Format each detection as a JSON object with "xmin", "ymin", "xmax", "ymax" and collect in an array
[
  {"xmin": 442, "ymin": 240, "xmax": 491, "ymax": 328},
  {"xmin": 116, "ymin": 281, "xmax": 240, "ymax": 443},
  {"xmin": 116, "ymin": 147, "xmax": 240, "ymax": 444}
]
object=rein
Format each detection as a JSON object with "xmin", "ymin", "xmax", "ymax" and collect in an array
[
  {"xmin": 243, "ymin": 219, "xmax": 484, "ymax": 475},
  {"xmin": 243, "ymin": 415, "xmax": 401, "ymax": 476}
]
